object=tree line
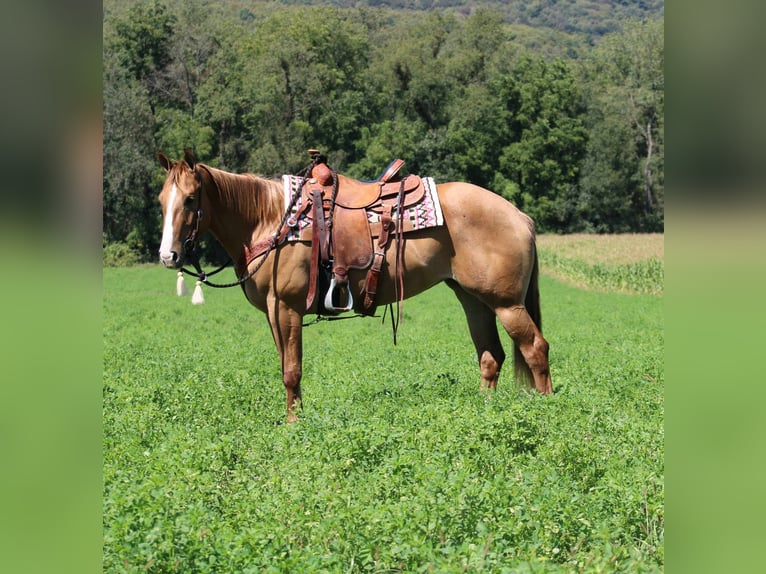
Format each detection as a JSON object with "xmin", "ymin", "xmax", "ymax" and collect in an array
[{"xmin": 103, "ymin": 1, "xmax": 663, "ymax": 261}]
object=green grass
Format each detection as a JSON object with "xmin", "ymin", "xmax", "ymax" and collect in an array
[{"xmin": 104, "ymin": 264, "xmax": 663, "ymax": 573}]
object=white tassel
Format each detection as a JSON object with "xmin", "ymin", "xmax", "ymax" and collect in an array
[
  {"xmin": 191, "ymin": 280, "xmax": 205, "ymax": 305},
  {"xmin": 176, "ymin": 271, "xmax": 189, "ymax": 296}
]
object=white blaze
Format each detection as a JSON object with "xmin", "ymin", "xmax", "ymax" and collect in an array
[{"xmin": 159, "ymin": 183, "xmax": 178, "ymax": 262}]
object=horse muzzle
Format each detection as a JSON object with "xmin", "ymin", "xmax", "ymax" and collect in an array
[{"xmin": 159, "ymin": 250, "xmax": 183, "ymax": 269}]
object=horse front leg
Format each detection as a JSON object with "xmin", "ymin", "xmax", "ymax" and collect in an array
[{"xmin": 267, "ymin": 299, "xmax": 304, "ymax": 423}]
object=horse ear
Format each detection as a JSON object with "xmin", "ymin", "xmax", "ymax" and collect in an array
[
  {"xmin": 158, "ymin": 151, "xmax": 172, "ymax": 173},
  {"xmin": 183, "ymin": 148, "xmax": 197, "ymax": 170}
]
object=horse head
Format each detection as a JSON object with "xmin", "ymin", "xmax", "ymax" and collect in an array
[{"xmin": 157, "ymin": 149, "xmax": 209, "ymax": 269}]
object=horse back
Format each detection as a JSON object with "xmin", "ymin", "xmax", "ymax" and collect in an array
[{"xmin": 437, "ymin": 182, "xmax": 535, "ymax": 242}]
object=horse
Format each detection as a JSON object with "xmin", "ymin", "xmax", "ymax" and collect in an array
[{"xmin": 157, "ymin": 149, "xmax": 552, "ymax": 422}]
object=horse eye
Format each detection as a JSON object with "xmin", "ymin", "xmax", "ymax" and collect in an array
[{"xmin": 184, "ymin": 195, "xmax": 196, "ymax": 208}]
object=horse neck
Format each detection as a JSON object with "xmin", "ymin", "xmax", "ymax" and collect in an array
[{"xmin": 198, "ymin": 165, "xmax": 284, "ymax": 257}]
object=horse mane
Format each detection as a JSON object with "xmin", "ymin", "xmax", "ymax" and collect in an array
[{"xmin": 197, "ymin": 163, "xmax": 284, "ymax": 228}]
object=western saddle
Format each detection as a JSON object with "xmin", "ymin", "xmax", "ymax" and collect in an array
[{"xmin": 300, "ymin": 150, "xmax": 426, "ymax": 316}]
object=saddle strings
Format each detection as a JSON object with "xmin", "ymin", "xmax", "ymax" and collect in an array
[{"xmin": 391, "ymin": 178, "xmax": 408, "ymax": 344}]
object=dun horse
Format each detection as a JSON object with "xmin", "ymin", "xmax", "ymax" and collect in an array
[{"xmin": 158, "ymin": 149, "xmax": 552, "ymax": 422}]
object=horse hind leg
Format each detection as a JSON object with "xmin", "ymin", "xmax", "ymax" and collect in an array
[
  {"xmin": 448, "ymin": 282, "xmax": 506, "ymax": 391},
  {"xmin": 495, "ymin": 305, "xmax": 553, "ymax": 394}
]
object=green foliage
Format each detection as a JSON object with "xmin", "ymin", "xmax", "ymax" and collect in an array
[
  {"xmin": 102, "ymin": 51, "xmax": 158, "ymax": 255},
  {"xmin": 102, "ymin": 242, "xmax": 141, "ymax": 267},
  {"xmin": 187, "ymin": 0, "xmax": 663, "ymax": 38},
  {"xmin": 494, "ymin": 56, "xmax": 588, "ymax": 231},
  {"xmin": 104, "ymin": 266, "xmax": 663, "ymax": 572},
  {"xmin": 155, "ymin": 108, "xmax": 215, "ymax": 161},
  {"xmin": 108, "ymin": 0, "xmax": 176, "ymax": 82}
]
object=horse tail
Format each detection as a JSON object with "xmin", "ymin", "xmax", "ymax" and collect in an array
[
  {"xmin": 526, "ymin": 244, "xmax": 542, "ymax": 335},
  {"xmin": 514, "ymin": 241, "xmax": 542, "ymax": 389}
]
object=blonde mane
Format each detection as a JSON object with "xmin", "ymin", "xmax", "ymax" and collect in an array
[{"xmin": 198, "ymin": 164, "xmax": 284, "ymax": 228}]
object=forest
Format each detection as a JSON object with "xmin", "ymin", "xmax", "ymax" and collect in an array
[{"xmin": 103, "ymin": 0, "xmax": 664, "ymax": 262}]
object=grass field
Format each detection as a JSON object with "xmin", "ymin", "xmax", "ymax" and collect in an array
[{"xmin": 103, "ymin": 235, "xmax": 663, "ymax": 572}]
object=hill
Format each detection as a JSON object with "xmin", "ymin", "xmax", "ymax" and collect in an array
[{"xmin": 271, "ymin": 0, "xmax": 664, "ymax": 38}]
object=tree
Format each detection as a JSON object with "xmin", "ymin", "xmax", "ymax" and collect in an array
[
  {"xmin": 365, "ymin": 12, "xmax": 456, "ymax": 133},
  {"xmin": 444, "ymin": 9, "xmax": 507, "ymax": 85},
  {"xmin": 165, "ymin": 0, "xmax": 220, "ymax": 119},
  {"xmin": 102, "ymin": 52, "xmax": 158, "ymax": 257},
  {"xmin": 101, "ymin": 1, "xmax": 664, "ymax": 248},
  {"xmin": 148, "ymin": 1, "xmax": 221, "ymax": 160},
  {"xmin": 200, "ymin": 7, "xmax": 373, "ymax": 175},
  {"xmin": 104, "ymin": 0, "xmax": 218, "ymax": 258},
  {"xmin": 108, "ymin": 0, "xmax": 176, "ymax": 111},
  {"xmin": 443, "ymin": 83, "xmax": 507, "ymax": 187},
  {"xmin": 196, "ymin": 21, "xmax": 251, "ymax": 169},
  {"xmin": 578, "ymin": 18, "xmax": 664, "ymax": 231},
  {"xmin": 493, "ymin": 55, "xmax": 588, "ymax": 231}
]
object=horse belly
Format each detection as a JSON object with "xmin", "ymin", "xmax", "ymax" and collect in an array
[{"xmin": 349, "ymin": 228, "xmax": 454, "ymax": 307}]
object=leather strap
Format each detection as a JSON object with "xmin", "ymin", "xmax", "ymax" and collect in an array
[
  {"xmin": 362, "ymin": 204, "xmax": 394, "ymax": 311},
  {"xmin": 306, "ymin": 195, "xmax": 322, "ymax": 310},
  {"xmin": 312, "ymin": 189, "xmax": 330, "ymax": 263},
  {"xmin": 392, "ymin": 179, "xmax": 407, "ymax": 338},
  {"xmin": 362, "ymin": 251, "xmax": 384, "ymax": 310},
  {"xmin": 241, "ymin": 200, "xmax": 311, "ymax": 267}
]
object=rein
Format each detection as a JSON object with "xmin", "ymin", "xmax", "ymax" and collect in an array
[{"xmin": 179, "ymin": 155, "xmax": 322, "ymax": 289}]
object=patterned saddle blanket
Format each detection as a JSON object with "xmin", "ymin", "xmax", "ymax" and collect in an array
[{"xmin": 281, "ymin": 174, "xmax": 443, "ymax": 245}]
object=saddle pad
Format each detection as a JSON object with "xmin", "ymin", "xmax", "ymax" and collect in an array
[{"xmin": 281, "ymin": 175, "xmax": 443, "ymax": 243}]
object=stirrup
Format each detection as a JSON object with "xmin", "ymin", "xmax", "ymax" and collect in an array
[{"xmin": 323, "ymin": 276, "xmax": 353, "ymax": 313}]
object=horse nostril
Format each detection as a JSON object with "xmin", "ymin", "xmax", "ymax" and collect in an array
[{"xmin": 160, "ymin": 250, "xmax": 180, "ymax": 267}]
